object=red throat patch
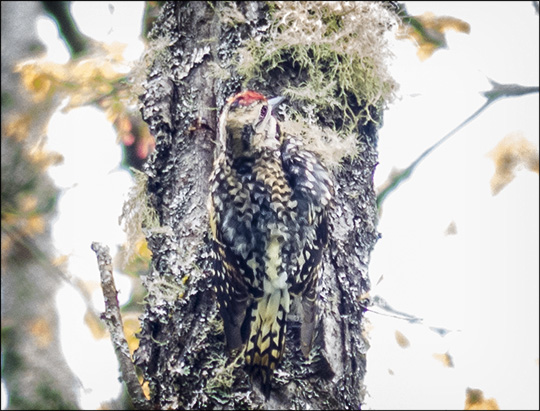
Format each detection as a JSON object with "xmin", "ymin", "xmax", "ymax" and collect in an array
[{"xmin": 228, "ymin": 90, "xmax": 267, "ymax": 107}]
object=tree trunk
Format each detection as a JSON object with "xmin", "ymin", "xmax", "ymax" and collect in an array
[{"xmin": 134, "ymin": 2, "xmax": 394, "ymax": 408}]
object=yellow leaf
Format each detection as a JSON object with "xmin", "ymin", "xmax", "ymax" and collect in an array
[
  {"xmin": 84, "ymin": 310, "xmax": 108, "ymax": 340},
  {"xmin": 102, "ymin": 42, "xmax": 128, "ymax": 62},
  {"xmin": 51, "ymin": 254, "xmax": 70, "ymax": 267},
  {"xmin": 433, "ymin": 351, "xmax": 454, "ymax": 367},
  {"xmin": 398, "ymin": 12, "xmax": 470, "ymax": 61},
  {"xmin": 15, "ymin": 43, "xmax": 127, "ymax": 111},
  {"xmin": 1, "ymin": 234, "xmax": 13, "ymax": 256},
  {"xmin": 3, "ymin": 113, "xmax": 32, "ymax": 141},
  {"xmin": 395, "ymin": 330, "xmax": 410, "ymax": 348},
  {"xmin": 2, "ymin": 212, "xmax": 18, "ymax": 226},
  {"xmin": 417, "ymin": 42, "xmax": 440, "ymax": 61},
  {"xmin": 464, "ymin": 388, "xmax": 499, "ymax": 410},
  {"xmin": 122, "ymin": 313, "xmax": 142, "ymax": 355},
  {"xmin": 428, "ymin": 14, "xmax": 471, "ymax": 34},
  {"xmin": 141, "ymin": 381, "xmax": 151, "ymax": 400},
  {"xmin": 28, "ymin": 316, "xmax": 53, "ymax": 348},
  {"xmin": 27, "ymin": 147, "xmax": 63, "ymax": 170},
  {"xmin": 22, "ymin": 215, "xmax": 45, "ymax": 236},
  {"xmin": 19, "ymin": 195, "xmax": 39, "ymax": 213},
  {"xmin": 15, "ymin": 61, "xmax": 63, "ymax": 102},
  {"xmin": 136, "ymin": 238, "xmax": 152, "ymax": 260},
  {"xmin": 488, "ymin": 132, "xmax": 539, "ymax": 195}
]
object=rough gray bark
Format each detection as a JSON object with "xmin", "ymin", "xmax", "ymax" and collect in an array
[
  {"xmin": 134, "ymin": 2, "xmax": 383, "ymax": 409},
  {"xmin": 1, "ymin": 2, "xmax": 79, "ymax": 409}
]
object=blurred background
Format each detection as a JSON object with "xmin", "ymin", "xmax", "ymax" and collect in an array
[{"xmin": 1, "ymin": 1, "xmax": 538, "ymax": 409}]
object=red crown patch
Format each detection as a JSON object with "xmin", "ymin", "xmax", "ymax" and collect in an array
[{"xmin": 228, "ymin": 90, "xmax": 267, "ymax": 107}]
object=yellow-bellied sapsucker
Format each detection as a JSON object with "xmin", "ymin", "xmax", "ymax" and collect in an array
[{"xmin": 208, "ymin": 90, "xmax": 333, "ymax": 396}]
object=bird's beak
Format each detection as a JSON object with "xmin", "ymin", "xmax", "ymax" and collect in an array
[{"xmin": 267, "ymin": 96, "xmax": 285, "ymax": 112}]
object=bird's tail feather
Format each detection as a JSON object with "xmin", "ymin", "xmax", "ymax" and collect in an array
[{"xmin": 244, "ymin": 289, "xmax": 289, "ymax": 397}]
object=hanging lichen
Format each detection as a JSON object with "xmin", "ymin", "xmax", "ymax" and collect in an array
[{"xmin": 237, "ymin": 1, "xmax": 398, "ymax": 130}]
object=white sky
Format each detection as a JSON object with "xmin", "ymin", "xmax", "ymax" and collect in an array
[
  {"xmin": 366, "ymin": 2, "xmax": 539, "ymax": 410},
  {"xmin": 4, "ymin": 1, "xmax": 537, "ymax": 409}
]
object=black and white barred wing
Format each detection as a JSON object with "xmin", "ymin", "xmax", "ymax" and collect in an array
[
  {"xmin": 208, "ymin": 168, "xmax": 251, "ymax": 352},
  {"xmin": 281, "ymin": 136, "xmax": 333, "ymax": 356}
]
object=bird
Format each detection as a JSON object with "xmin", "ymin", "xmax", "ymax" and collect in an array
[{"xmin": 208, "ymin": 90, "xmax": 333, "ymax": 397}]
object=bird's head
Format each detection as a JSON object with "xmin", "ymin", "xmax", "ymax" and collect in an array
[{"xmin": 219, "ymin": 91, "xmax": 284, "ymax": 159}]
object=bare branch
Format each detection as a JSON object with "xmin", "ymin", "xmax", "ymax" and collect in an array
[
  {"xmin": 377, "ymin": 80, "xmax": 539, "ymax": 208},
  {"xmin": 91, "ymin": 242, "xmax": 150, "ymax": 410},
  {"xmin": 41, "ymin": 1, "xmax": 90, "ymax": 57},
  {"xmin": 482, "ymin": 79, "xmax": 539, "ymax": 102}
]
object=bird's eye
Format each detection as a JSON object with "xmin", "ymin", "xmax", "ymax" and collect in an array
[{"xmin": 259, "ymin": 105, "xmax": 268, "ymax": 120}]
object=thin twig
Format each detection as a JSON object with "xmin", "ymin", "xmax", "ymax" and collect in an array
[
  {"xmin": 91, "ymin": 242, "xmax": 151, "ymax": 410},
  {"xmin": 376, "ymin": 80, "xmax": 539, "ymax": 208}
]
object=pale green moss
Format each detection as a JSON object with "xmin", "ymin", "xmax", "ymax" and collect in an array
[
  {"xmin": 205, "ymin": 350, "xmax": 245, "ymax": 393},
  {"xmin": 237, "ymin": 1, "xmax": 398, "ymax": 163}
]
